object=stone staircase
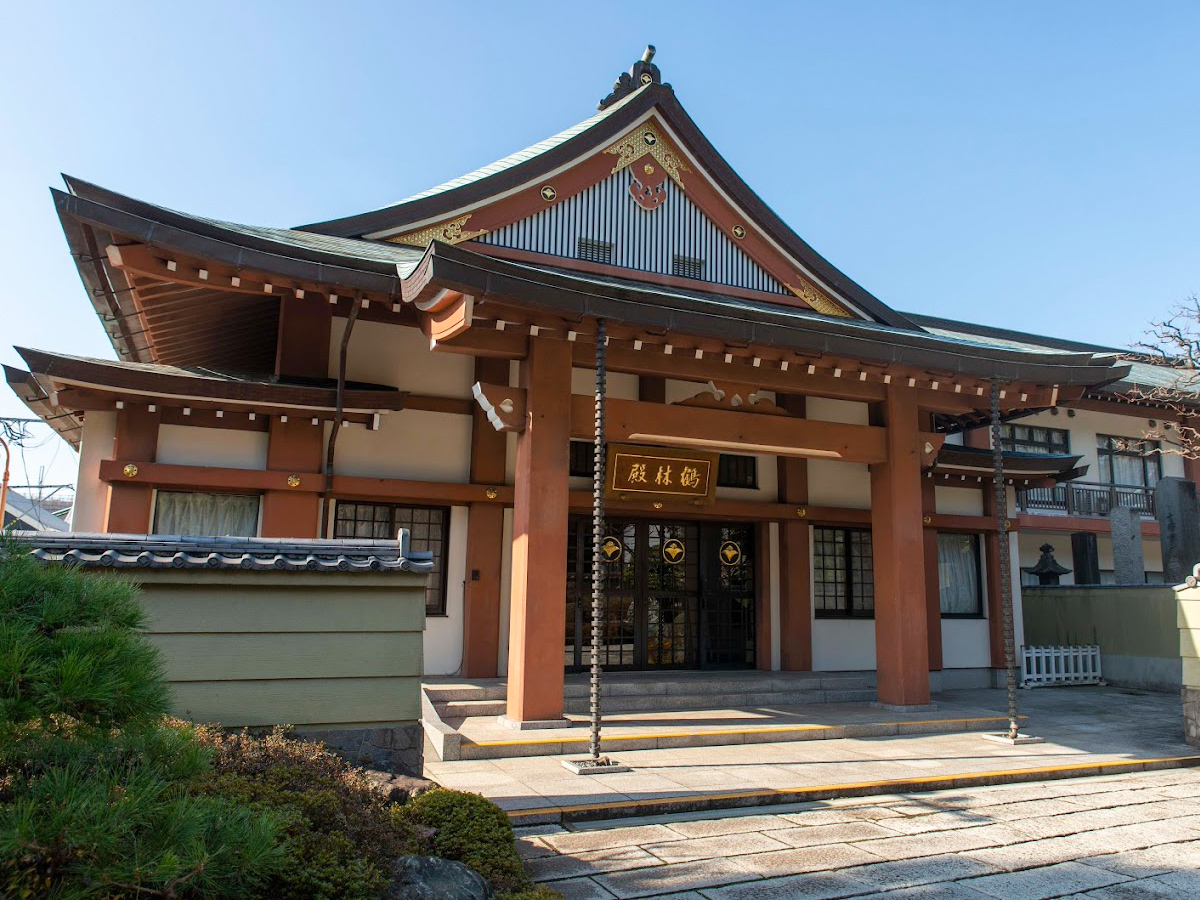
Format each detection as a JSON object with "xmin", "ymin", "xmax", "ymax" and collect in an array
[{"xmin": 421, "ymin": 671, "xmax": 884, "ymax": 761}]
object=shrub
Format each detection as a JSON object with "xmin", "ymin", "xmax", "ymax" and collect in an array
[
  {"xmin": 0, "ymin": 540, "xmax": 284, "ymax": 898},
  {"xmin": 190, "ymin": 725, "xmax": 423, "ymax": 900},
  {"xmin": 0, "ymin": 536, "xmax": 169, "ymax": 734},
  {"xmin": 404, "ymin": 787, "xmax": 532, "ymax": 895}
]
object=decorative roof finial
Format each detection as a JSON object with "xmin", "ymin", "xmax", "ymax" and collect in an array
[{"xmin": 598, "ymin": 46, "xmax": 666, "ymax": 111}]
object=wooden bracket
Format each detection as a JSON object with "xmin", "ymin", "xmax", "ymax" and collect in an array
[{"xmin": 472, "ymin": 382, "xmax": 527, "ymax": 432}]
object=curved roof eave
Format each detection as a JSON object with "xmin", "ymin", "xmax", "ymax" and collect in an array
[{"xmin": 404, "ymin": 241, "xmax": 1129, "ymax": 387}]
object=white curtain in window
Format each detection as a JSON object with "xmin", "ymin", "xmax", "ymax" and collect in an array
[
  {"xmin": 1110, "ymin": 453, "xmax": 1145, "ymax": 487},
  {"xmin": 938, "ymin": 533, "xmax": 981, "ymax": 615},
  {"xmin": 153, "ymin": 491, "xmax": 259, "ymax": 537}
]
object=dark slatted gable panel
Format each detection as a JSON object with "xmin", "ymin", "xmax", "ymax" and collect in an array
[{"xmin": 478, "ymin": 169, "xmax": 788, "ymax": 294}]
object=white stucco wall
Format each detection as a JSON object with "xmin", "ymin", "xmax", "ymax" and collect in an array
[
  {"xmin": 497, "ymin": 507, "xmax": 514, "ymax": 677},
  {"xmin": 935, "ymin": 486, "xmax": 984, "ymax": 516},
  {"xmin": 156, "ymin": 424, "xmax": 268, "ymax": 470},
  {"xmin": 423, "ymin": 505, "xmax": 468, "ymax": 676},
  {"xmin": 941, "ymin": 619, "xmax": 991, "ymax": 669},
  {"xmin": 73, "ymin": 411, "xmax": 116, "ymax": 531},
  {"xmin": 1018, "ymin": 528, "xmax": 1164, "ymax": 584},
  {"xmin": 335, "ymin": 410, "xmax": 472, "ymax": 482},
  {"xmin": 335, "ymin": 319, "xmax": 474, "ymax": 398}
]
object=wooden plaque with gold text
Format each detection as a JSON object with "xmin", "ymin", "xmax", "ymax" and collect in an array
[{"xmin": 604, "ymin": 443, "xmax": 720, "ymax": 505}]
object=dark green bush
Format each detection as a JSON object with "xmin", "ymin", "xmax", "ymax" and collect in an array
[
  {"xmin": 0, "ymin": 540, "xmax": 284, "ymax": 898},
  {"xmin": 404, "ymin": 787, "xmax": 532, "ymax": 895},
  {"xmin": 190, "ymin": 724, "xmax": 423, "ymax": 900}
]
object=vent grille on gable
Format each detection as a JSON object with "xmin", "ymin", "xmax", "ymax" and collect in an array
[
  {"xmin": 475, "ymin": 169, "xmax": 789, "ymax": 295},
  {"xmin": 577, "ymin": 238, "xmax": 613, "ymax": 264},
  {"xmin": 672, "ymin": 254, "xmax": 705, "ymax": 280}
]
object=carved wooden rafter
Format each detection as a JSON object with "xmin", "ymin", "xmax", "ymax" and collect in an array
[
  {"xmin": 672, "ymin": 381, "xmax": 790, "ymax": 416},
  {"xmin": 472, "ymin": 381, "xmax": 527, "ymax": 433}
]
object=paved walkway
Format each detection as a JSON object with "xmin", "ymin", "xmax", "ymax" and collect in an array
[
  {"xmin": 516, "ymin": 767, "xmax": 1200, "ymax": 899},
  {"xmin": 425, "ymin": 687, "xmax": 1196, "ymax": 821}
]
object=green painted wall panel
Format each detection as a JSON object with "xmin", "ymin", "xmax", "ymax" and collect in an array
[
  {"xmin": 148, "ymin": 632, "xmax": 423, "ymax": 681},
  {"xmin": 170, "ymin": 677, "xmax": 422, "ymax": 727},
  {"xmin": 1023, "ymin": 586, "xmax": 1179, "ymax": 658}
]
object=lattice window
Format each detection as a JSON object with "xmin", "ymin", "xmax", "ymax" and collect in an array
[
  {"xmin": 998, "ymin": 424, "xmax": 1070, "ymax": 455},
  {"xmin": 813, "ymin": 526, "xmax": 875, "ymax": 618},
  {"xmin": 333, "ymin": 501, "xmax": 449, "ymax": 615},
  {"xmin": 717, "ymin": 454, "xmax": 757, "ymax": 489}
]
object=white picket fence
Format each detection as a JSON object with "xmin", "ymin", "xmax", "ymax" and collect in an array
[{"xmin": 1020, "ymin": 645, "xmax": 1104, "ymax": 688}]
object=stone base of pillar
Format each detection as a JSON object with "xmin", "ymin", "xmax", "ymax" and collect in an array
[
  {"xmin": 1184, "ymin": 687, "xmax": 1200, "ymax": 748},
  {"xmin": 870, "ymin": 700, "xmax": 939, "ymax": 713},
  {"xmin": 981, "ymin": 732, "xmax": 1045, "ymax": 746},
  {"xmin": 561, "ymin": 757, "xmax": 631, "ymax": 775},
  {"xmin": 497, "ymin": 715, "xmax": 571, "ymax": 731}
]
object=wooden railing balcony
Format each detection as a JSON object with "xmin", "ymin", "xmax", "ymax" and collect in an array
[{"xmin": 1015, "ymin": 481, "xmax": 1156, "ymax": 518}]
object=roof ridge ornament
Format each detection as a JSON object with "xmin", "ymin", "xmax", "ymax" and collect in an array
[{"xmin": 598, "ymin": 45, "xmax": 665, "ymax": 111}]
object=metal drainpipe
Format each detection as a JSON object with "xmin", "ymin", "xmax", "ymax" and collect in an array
[
  {"xmin": 989, "ymin": 379, "xmax": 1020, "ymax": 739},
  {"xmin": 590, "ymin": 318, "xmax": 607, "ymax": 762},
  {"xmin": 320, "ymin": 294, "xmax": 361, "ymax": 537}
]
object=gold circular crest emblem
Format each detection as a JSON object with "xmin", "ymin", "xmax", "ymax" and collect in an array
[
  {"xmin": 540, "ymin": 185, "xmax": 556, "ymax": 201},
  {"xmin": 600, "ymin": 536, "xmax": 623, "ymax": 563},
  {"xmin": 122, "ymin": 463, "xmax": 138, "ymax": 478},
  {"xmin": 286, "ymin": 474, "xmax": 301, "ymax": 488},
  {"xmin": 922, "ymin": 515, "xmax": 932, "ymax": 525},
  {"xmin": 640, "ymin": 72, "xmax": 653, "ymax": 85},
  {"xmin": 719, "ymin": 540, "xmax": 742, "ymax": 566},
  {"xmin": 732, "ymin": 225, "xmax": 746, "ymax": 239},
  {"xmin": 644, "ymin": 163, "xmax": 655, "ymax": 175},
  {"xmin": 662, "ymin": 538, "xmax": 686, "ymax": 564},
  {"xmin": 486, "ymin": 488, "xmax": 499, "ymax": 499},
  {"xmin": 642, "ymin": 131, "xmax": 657, "ymax": 146}
]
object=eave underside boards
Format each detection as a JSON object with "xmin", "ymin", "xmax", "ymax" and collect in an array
[
  {"xmin": 3, "ymin": 366, "xmax": 83, "ymax": 448},
  {"xmin": 472, "ymin": 168, "xmax": 788, "ymax": 296}
]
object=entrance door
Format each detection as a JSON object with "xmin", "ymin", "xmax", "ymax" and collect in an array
[{"xmin": 565, "ymin": 517, "xmax": 755, "ymax": 671}]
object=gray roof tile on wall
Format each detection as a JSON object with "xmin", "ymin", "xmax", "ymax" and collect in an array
[{"xmin": 17, "ymin": 532, "xmax": 435, "ymax": 574}]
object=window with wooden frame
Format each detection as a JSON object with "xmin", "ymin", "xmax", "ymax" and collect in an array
[
  {"xmin": 937, "ymin": 532, "xmax": 983, "ymax": 617},
  {"xmin": 813, "ymin": 526, "xmax": 875, "ymax": 618},
  {"xmin": 1097, "ymin": 434, "xmax": 1162, "ymax": 488},
  {"xmin": 716, "ymin": 454, "xmax": 758, "ymax": 489},
  {"xmin": 333, "ymin": 501, "xmax": 450, "ymax": 616},
  {"xmin": 997, "ymin": 424, "xmax": 1070, "ymax": 455}
]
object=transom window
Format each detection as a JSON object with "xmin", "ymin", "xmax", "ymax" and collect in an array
[
  {"xmin": 998, "ymin": 424, "xmax": 1070, "ymax": 455},
  {"xmin": 937, "ymin": 532, "xmax": 983, "ymax": 617},
  {"xmin": 153, "ymin": 491, "xmax": 259, "ymax": 537},
  {"xmin": 1097, "ymin": 434, "xmax": 1161, "ymax": 488},
  {"xmin": 813, "ymin": 527, "xmax": 874, "ymax": 618},
  {"xmin": 334, "ymin": 502, "xmax": 449, "ymax": 616}
]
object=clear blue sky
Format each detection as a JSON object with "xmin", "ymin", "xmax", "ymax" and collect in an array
[{"xmin": 2, "ymin": 1, "xmax": 1199, "ymax": 485}]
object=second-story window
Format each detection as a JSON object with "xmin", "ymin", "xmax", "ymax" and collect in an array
[
  {"xmin": 1097, "ymin": 435, "xmax": 1161, "ymax": 488},
  {"xmin": 998, "ymin": 424, "xmax": 1070, "ymax": 455}
]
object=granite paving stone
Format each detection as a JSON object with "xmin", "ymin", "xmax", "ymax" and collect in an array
[
  {"xmin": 662, "ymin": 814, "xmax": 794, "ymax": 838},
  {"xmin": 544, "ymin": 825, "xmax": 686, "ymax": 853},
  {"xmin": 777, "ymin": 805, "xmax": 906, "ymax": 826},
  {"xmin": 842, "ymin": 852, "xmax": 1002, "ymax": 891},
  {"xmin": 698, "ymin": 870, "xmax": 876, "ymax": 900},
  {"xmin": 639, "ymin": 832, "xmax": 791, "ymax": 864},
  {"xmin": 873, "ymin": 883, "xmax": 1004, "ymax": 900},
  {"xmin": 543, "ymin": 876, "xmax": 618, "ymax": 900},
  {"xmin": 1079, "ymin": 839, "xmax": 1200, "ymax": 877},
  {"xmin": 720, "ymin": 843, "xmax": 886, "ymax": 877},
  {"xmin": 1070, "ymin": 879, "xmax": 1185, "ymax": 899},
  {"xmin": 594, "ymin": 858, "xmax": 762, "ymax": 898},
  {"xmin": 760, "ymin": 820, "xmax": 899, "ymax": 848},
  {"xmin": 852, "ymin": 822, "xmax": 1028, "ymax": 861},
  {"xmin": 526, "ymin": 845, "xmax": 662, "ymax": 882},
  {"xmin": 965, "ymin": 861, "xmax": 1130, "ymax": 900}
]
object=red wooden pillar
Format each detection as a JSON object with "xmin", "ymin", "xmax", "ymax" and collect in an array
[
  {"xmin": 262, "ymin": 418, "xmax": 324, "ymax": 537},
  {"xmin": 505, "ymin": 337, "xmax": 572, "ymax": 724},
  {"xmin": 777, "ymin": 394, "xmax": 812, "ymax": 671},
  {"xmin": 462, "ymin": 357, "xmax": 510, "ymax": 677},
  {"xmin": 870, "ymin": 387, "xmax": 931, "ymax": 706},
  {"xmin": 922, "ymin": 475, "xmax": 943, "ymax": 671},
  {"xmin": 106, "ymin": 404, "xmax": 160, "ymax": 533}
]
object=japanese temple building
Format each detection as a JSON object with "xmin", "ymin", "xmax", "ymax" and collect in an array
[{"xmin": 8, "ymin": 50, "xmax": 1196, "ymax": 724}]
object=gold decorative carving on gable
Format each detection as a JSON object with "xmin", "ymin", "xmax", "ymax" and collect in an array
[
  {"xmin": 604, "ymin": 124, "xmax": 690, "ymax": 189},
  {"xmin": 389, "ymin": 214, "xmax": 487, "ymax": 247},
  {"xmin": 784, "ymin": 277, "xmax": 853, "ymax": 318},
  {"xmin": 673, "ymin": 380, "xmax": 788, "ymax": 416}
]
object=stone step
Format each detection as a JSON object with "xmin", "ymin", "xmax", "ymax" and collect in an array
[
  {"xmin": 457, "ymin": 713, "xmax": 1009, "ymax": 760},
  {"xmin": 424, "ymin": 683, "xmax": 508, "ymax": 703},
  {"xmin": 436, "ymin": 699, "xmax": 509, "ymax": 719},
  {"xmin": 562, "ymin": 688, "xmax": 875, "ymax": 713}
]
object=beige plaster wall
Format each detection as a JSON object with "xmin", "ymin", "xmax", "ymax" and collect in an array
[
  {"xmin": 335, "ymin": 409, "xmax": 472, "ymax": 482},
  {"xmin": 157, "ymin": 424, "xmax": 268, "ymax": 470},
  {"xmin": 334, "ymin": 319, "xmax": 474, "ymax": 398},
  {"xmin": 73, "ymin": 411, "xmax": 116, "ymax": 532},
  {"xmin": 423, "ymin": 505, "xmax": 469, "ymax": 676}
]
